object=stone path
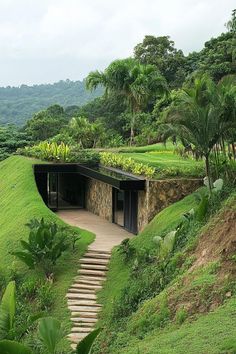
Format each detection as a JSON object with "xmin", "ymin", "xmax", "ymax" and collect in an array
[{"xmin": 57, "ymin": 210, "xmax": 131, "ymax": 349}]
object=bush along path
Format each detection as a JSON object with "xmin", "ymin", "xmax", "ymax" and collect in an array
[{"xmin": 67, "ymin": 248, "xmax": 111, "ymax": 349}]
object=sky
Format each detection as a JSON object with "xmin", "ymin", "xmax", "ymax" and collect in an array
[{"xmin": 0, "ymin": 0, "xmax": 235, "ymax": 87}]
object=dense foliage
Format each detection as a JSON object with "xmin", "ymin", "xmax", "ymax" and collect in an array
[
  {"xmin": 0, "ymin": 80, "xmax": 103, "ymax": 126},
  {"xmin": 0, "ymin": 125, "xmax": 29, "ymax": 161},
  {"xmin": 160, "ymin": 74, "xmax": 236, "ymax": 188},
  {"xmin": 18, "ymin": 141, "xmax": 100, "ymax": 164}
]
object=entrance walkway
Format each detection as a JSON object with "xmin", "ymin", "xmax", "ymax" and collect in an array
[
  {"xmin": 57, "ymin": 209, "xmax": 132, "ymax": 251},
  {"xmin": 57, "ymin": 209, "xmax": 132, "ymax": 349}
]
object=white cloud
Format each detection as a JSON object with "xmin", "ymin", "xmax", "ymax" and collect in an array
[{"xmin": 0, "ymin": 0, "xmax": 234, "ymax": 85}]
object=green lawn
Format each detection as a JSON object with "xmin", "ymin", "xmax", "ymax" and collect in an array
[
  {"xmin": 116, "ymin": 142, "xmax": 175, "ymax": 153},
  {"xmin": 0, "ymin": 156, "xmax": 94, "ymax": 351},
  {"xmin": 120, "ymin": 151, "xmax": 204, "ymax": 178}
]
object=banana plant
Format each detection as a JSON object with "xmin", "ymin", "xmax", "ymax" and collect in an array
[
  {"xmin": 0, "ymin": 324, "xmax": 101, "ymax": 354},
  {"xmin": 0, "ymin": 340, "xmax": 33, "ymax": 354},
  {"xmin": 38, "ymin": 317, "xmax": 62, "ymax": 354},
  {"xmin": 76, "ymin": 328, "xmax": 101, "ymax": 354},
  {"xmin": 0, "ymin": 281, "xmax": 16, "ymax": 340}
]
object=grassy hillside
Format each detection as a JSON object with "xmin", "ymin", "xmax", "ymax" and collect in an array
[
  {"xmin": 0, "ymin": 156, "xmax": 94, "ymax": 351},
  {"xmin": 94, "ymin": 187, "xmax": 236, "ymax": 354},
  {"xmin": 0, "ymin": 80, "xmax": 103, "ymax": 125}
]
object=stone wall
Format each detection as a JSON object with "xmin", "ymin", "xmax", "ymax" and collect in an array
[
  {"xmin": 85, "ymin": 178, "xmax": 113, "ymax": 222},
  {"xmin": 85, "ymin": 176, "xmax": 202, "ymax": 234},
  {"xmin": 138, "ymin": 178, "xmax": 202, "ymax": 232}
]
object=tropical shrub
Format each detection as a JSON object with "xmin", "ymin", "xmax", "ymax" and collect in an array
[
  {"xmin": 0, "ymin": 281, "xmax": 43, "ymax": 343},
  {"xmin": 67, "ymin": 148, "xmax": 100, "ymax": 164},
  {"xmin": 12, "ymin": 218, "xmax": 70, "ymax": 278},
  {"xmin": 0, "ymin": 323, "xmax": 101, "ymax": 354},
  {"xmin": 18, "ymin": 141, "xmax": 70, "ymax": 162},
  {"xmin": 118, "ymin": 239, "xmax": 136, "ymax": 263},
  {"xmin": 18, "ymin": 142, "xmax": 100, "ymax": 165},
  {"xmin": 100, "ymin": 152, "xmax": 156, "ymax": 178}
]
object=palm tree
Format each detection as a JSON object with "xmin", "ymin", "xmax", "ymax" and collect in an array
[
  {"xmin": 86, "ymin": 58, "xmax": 167, "ymax": 144},
  {"xmin": 160, "ymin": 74, "xmax": 236, "ymax": 189}
]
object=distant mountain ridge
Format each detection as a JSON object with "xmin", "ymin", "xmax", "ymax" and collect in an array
[{"xmin": 0, "ymin": 79, "xmax": 103, "ymax": 126}]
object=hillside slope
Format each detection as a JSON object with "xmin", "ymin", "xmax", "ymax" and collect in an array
[
  {"xmin": 0, "ymin": 80, "xmax": 103, "ymax": 125},
  {"xmin": 94, "ymin": 188, "xmax": 236, "ymax": 354},
  {"xmin": 0, "ymin": 156, "xmax": 94, "ymax": 350}
]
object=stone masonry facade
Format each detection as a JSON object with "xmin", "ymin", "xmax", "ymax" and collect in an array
[
  {"xmin": 137, "ymin": 179, "xmax": 202, "ymax": 232},
  {"xmin": 85, "ymin": 178, "xmax": 113, "ymax": 222},
  {"xmin": 85, "ymin": 177, "xmax": 202, "ymax": 233}
]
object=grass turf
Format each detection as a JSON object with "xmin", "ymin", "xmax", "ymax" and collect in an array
[
  {"xmin": 117, "ymin": 296, "xmax": 236, "ymax": 354},
  {"xmin": 96, "ymin": 185, "xmax": 236, "ymax": 354},
  {"xmin": 97, "ymin": 188, "xmax": 203, "ymax": 329},
  {"xmin": 0, "ymin": 156, "xmax": 94, "ymax": 351},
  {"xmin": 120, "ymin": 152, "xmax": 204, "ymax": 178}
]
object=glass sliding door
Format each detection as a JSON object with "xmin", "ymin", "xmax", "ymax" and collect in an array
[
  {"xmin": 47, "ymin": 172, "xmax": 85, "ymax": 210},
  {"xmin": 58, "ymin": 173, "xmax": 85, "ymax": 209},
  {"xmin": 112, "ymin": 188, "xmax": 124, "ymax": 227},
  {"xmin": 48, "ymin": 173, "xmax": 58, "ymax": 209},
  {"xmin": 112, "ymin": 188, "xmax": 138, "ymax": 233},
  {"xmin": 124, "ymin": 190, "xmax": 138, "ymax": 234}
]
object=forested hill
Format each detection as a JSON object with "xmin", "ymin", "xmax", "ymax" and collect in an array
[{"xmin": 0, "ymin": 79, "xmax": 103, "ymax": 126}]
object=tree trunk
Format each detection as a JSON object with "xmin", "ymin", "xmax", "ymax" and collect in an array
[
  {"xmin": 130, "ymin": 114, "xmax": 135, "ymax": 146},
  {"xmin": 205, "ymin": 153, "xmax": 213, "ymax": 194},
  {"xmin": 232, "ymin": 143, "xmax": 236, "ymax": 160}
]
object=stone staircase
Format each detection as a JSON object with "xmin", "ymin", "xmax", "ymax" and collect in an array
[{"xmin": 67, "ymin": 248, "xmax": 111, "ymax": 349}]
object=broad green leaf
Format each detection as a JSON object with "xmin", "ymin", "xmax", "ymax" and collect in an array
[
  {"xmin": 160, "ymin": 230, "xmax": 177, "ymax": 258},
  {"xmin": 0, "ymin": 282, "xmax": 16, "ymax": 339},
  {"xmin": 0, "ymin": 340, "xmax": 33, "ymax": 354},
  {"xmin": 11, "ymin": 252, "xmax": 35, "ymax": 269},
  {"xmin": 38, "ymin": 317, "xmax": 62, "ymax": 354},
  {"xmin": 213, "ymin": 178, "xmax": 223, "ymax": 192},
  {"xmin": 20, "ymin": 240, "xmax": 33, "ymax": 253},
  {"xmin": 76, "ymin": 328, "xmax": 101, "ymax": 354},
  {"xmin": 153, "ymin": 236, "xmax": 162, "ymax": 245},
  {"xmin": 196, "ymin": 194, "xmax": 209, "ymax": 221}
]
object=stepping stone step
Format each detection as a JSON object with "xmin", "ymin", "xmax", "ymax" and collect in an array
[
  {"xmin": 67, "ymin": 300, "xmax": 101, "ymax": 306},
  {"xmin": 78, "ymin": 275, "xmax": 106, "ymax": 282},
  {"xmin": 80, "ymin": 264, "xmax": 108, "ymax": 271},
  {"xmin": 69, "ymin": 305, "xmax": 101, "ymax": 312},
  {"xmin": 72, "ymin": 322, "xmax": 95, "ymax": 328},
  {"xmin": 71, "ymin": 327, "xmax": 92, "ymax": 333},
  {"xmin": 74, "ymin": 276, "xmax": 105, "ymax": 284},
  {"xmin": 80, "ymin": 258, "xmax": 109, "ymax": 265},
  {"xmin": 67, "ymin": 301, "xmax": 100, "ymax": 308},
  {"xmin": 68, "ymin": 333, "xmax": 88, "ymax": 343},
  {"xmin": 71, "ymin": 283, "xmax": 102, "ymax": 291},
  {"xmin": 71, "ymin": 317, "xmax": 97, "ymax": 323},
  {"xmin": 68, "ymin": 288, "xmax": 96, "ymax": 294},
  {"xmin": 79, "ymin": 269, "xmax": 107, "ymax": 277},
  {"xmin": 87, "ymin": 249, "xmax": 111, "ymax": 255},
  {"xmin": 71, "ymin": 311, "xmax": 98, "ymax": 318},
  {"xmin": 84, "ymin": 253, "xmax": 111, "ymax": 260},
  {"xmin": 66, "ymin": 293, "xmax": 97, "ymax": 300}
]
